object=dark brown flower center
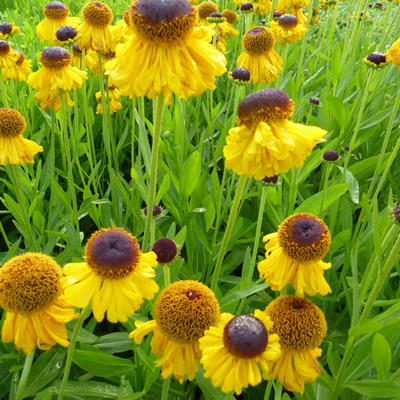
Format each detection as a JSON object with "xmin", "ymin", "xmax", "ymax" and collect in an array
[
  {"xmin": 242, "ymin": 26, "xmax": 275, "ymax": 56},
  {"xmin": 0, "ymin": 108, "xmax": 26, "ymax": 138},
  {"xmin": 43, "ymin": 1, "xmax": 69, "ymax": 19},
  {"xmin": 223, "ymin": 315, "xmax": 268, "ymax": 358},
  {"xmin": 0, "ymin": 40, "xmax": 10, "ymax": 56},
  {"xmin": 278, "ymin": 14, "xmax": 298, "ymax": 28},
  {"xmin": 40, "ymin": 46, "xmax": 71, "ymax": 68},
  {"xmin": 0, "ymin": 23, "xmax": 13, "ymax": 35}
]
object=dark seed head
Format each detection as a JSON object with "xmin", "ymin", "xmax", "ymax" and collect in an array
[
  {"xmin": 309, "ymin": 97, "xmax": 320, "ymax": 105},
  {"xmin": 223, "ymin": 315, "xmax": 268, "ymax": 359},
  {"xmin": 273, "ymin": 11, "xmax": 281, "ymax": 18},
  {"xmin": 134, "ymin": 0, "xmax": 193, "ymax": 24},
  {"xmin": 0, "ymin": 22, "xmax": 13, "ymax": 35},
  {"xmin": 152, "ymin": 238, "xmax": 178, "ymax": 264},
  {"xmin": 290, "ymin": 217, "xmax": 324, "ymax": 246},
  {"xmin": 0, "ymin": 40, "xmax": 10, "ymax": 55},
  {"xmin": 40, "ymin": 46, "xmax": 71, "ymax": 67},
  {"xmin": 231, "ymin": 67, "xmax": 250, "ymax": 82},
  {"xmin": 56, "ymin": 25, "xmax": 77, "ymax": 41},
  {"xmin": 143, "ymin": 205, "xmax": 162, "ymax": 217},
  {"xmin": 263, "ymin": 175, "xmax": 279, "ymax": 184},
  {"xmin": 240, "ymin": 2, "xmax": 254, "ymax": 11},
  {"xmin": 323, "ymin": 150, "xmax": 339, "ymax": 162},
  {"xmin": 278, "ymin": 14, "xmax": 297, "ymax": 28},
  {"xmin": 366, "ymin": 52, "xmax": 386, "ymax": 66},
  {"xmin": 344, "ymin": 145, "xmax": 350, "ymax": 151}
]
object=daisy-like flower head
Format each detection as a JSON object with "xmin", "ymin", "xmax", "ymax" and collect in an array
[
  {"xmin": 223, "ymin": 88, "xmax": 327, "ymax": 179},
  {"xmin": 27, "ymin": 46, "xmax": 87, "ymax": 111},
  {"xmin": 240, "ymin": 2, "xmax": 254, "ymax": 13},
  {"xmin": 95, "ymin": 85, "xmax": 122, "ymax": 114},
  {"xmin": 270, "ymin": 14, "xmax": 307, "ymax": 45},
  {"xmin": 130, "ymin": 280, "xmax": 220, "ymax": 383},
  {"xmin": 78, "ymin": 1, "xmax": 118, "ymax": 54},
  {"xmin": 200, "ymin": 311, "xmax": 280, "ymax": 394},
  {"xmin": 152, "ymin": 238, "xmax": 178, "ymax": 264},
  {"xmin": 2, "ymin": 50, "xmax": 32, "ymax": 82},
  {"xmin": 0, "ymin": 253, "xmax": 79, "ymax": 354},
  {"xmin": 107, "ymin": 0, "xmax": 226, "ymax": 105},
  {"xmin": 254, "ymin": 0, "xmax": 272, "ymax": 15},
  {"xmin": 63, "ymin": 228, "xmax": 158, "ymax": 323},
  {"xmin": 221, "ymin": 9, "xmax": 238, "ymax": 24},
  {"xmin": 363, "ymin": 51, "xmax": 388, "ymax": 68},
  {"xmin": 237, "ymin": 26, "xmax": 282, "ymax": 84},
  {"xmin": 0, "ymin": 22, "xmax": 19, "ymax": 39},
  {"xmin": 265, "ymin": 295, "xmax": 327, "ymax": 393},
  {"xmin": 0, "ymin": 109, "xmax": 43, "ymax": 165},
  {"xmin": 258, "ymin": 212, "xmax": 332, "ymax": 296},
  {"xmin": 0, "ymin": 40, "xmax": 19, "ymax": 69},
  {"xmin": 198, "ymin": 1, "xmax": 219, "ymax": 20},
  {"xmin": 37, "ymin": 2, "xmax": 80, "ymax": 45}
]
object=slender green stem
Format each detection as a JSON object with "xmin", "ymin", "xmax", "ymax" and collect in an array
[
  {"xmin": 164, "ymin": 264, "xmax": 171, "ymax": 287},
  {"xmin": 237, "ymin": 185, "xmax": 267, "ymax": 314},
  {"xmin": 7, "ymin": 165, "xmax": 38, "ymax": 251},
  {"xmin": 0, "ymin": 69, "xmax": 8, "ymax": 107},
  {"xmin": 142, "ymin": 95, "xmax": 165, "ymax": 251},
  {"xmin": 211, "ymin": 174, "xmax": 247, "ymax": 292},
  {"xmin": 57, "ymin": 303, "xmax": 91, "ymax": 400},
  {"xmin": 16, "ymin": 350, "xmax": 35, "ymax": 400},
  {"xmin": 161, "ymin": 377, "xmax": 171, "ymax": 400},
  {"xmin": 319, "ymin": 163, "xmax": 333, "ymax": 216}
]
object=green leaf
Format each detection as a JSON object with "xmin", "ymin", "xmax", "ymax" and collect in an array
[
  {"xmin": 349, "ymin": 321, "xmax": 384, "ymax": 338},
  {"xmin": 155, "ymin": 174, "xmax": 170, "ymax": 204},
  {"xmin": 93, "ymin": 333, "xmax": 133, "ymax": 354},
  {"xmin": 295, "ymin": 183, "xmax": 350, "ymax": 215},
  {"xmin": 73, "ymin": 348, "xmax": 134, "ymax": 378},
  {"xmin": 344, "ymin": 379, "xmax": 400, "ymax": 398},
  {"xmin": 181, "ymin": 151, "xmax": 201, "ymax": 198},
  {"xmin": 372, "ymin": 333, "xmax": 391, "ymax": 379},
  {"xmin": 24, "ymin": 349, "xmax": 65, "ymax": 397},
  {"xmin": 220, "ymin": 284, "xmax": 269, "ymax": 307}
]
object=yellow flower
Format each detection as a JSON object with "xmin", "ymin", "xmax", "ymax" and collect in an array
[
  {"xmin": 0, "ymin": 109, "xmax": 43, "ymax": 165},
  {"xmin": 0, "ymin": 22, "xmax": 19, "ymax": 40},
  {"xmin": 264, "ymin": 295, "xmax": 327, "ymax": 394},
  {"xmin": 107, "ymin": 0, "xmax": 226, "ymax": 105},
  {"xmin": 386, "ymin": 39, "xmax": 400, "ymax": 70},
  {"xmin": 63, "ymin": 228, "xmax": 158, "ymax": 323},
  {"xmin": 88, "ymin": 50, "xmax": 115, "ymax": 75},
  {"xmin": 95, "ymin": 86, "xmax": 122, "ymax": 114},
  {"xmin": 254, "ymin": 0, "xmax": 272, "ymax": 14},
  {"xmin": 130, "ymin": 280, "xmax": 220, "ymax": 383},
  {"xmin": 27, "ymin": 46, "xmax": 87, "ymax": 111},
  {"xmin": 0, "ymin": 40, "xmax": 19, "ymax": 70},
  {"xmin": 197, "ymin": 1, "xmax": 219, "ymax": 21},
  {"xmin": 277, "ymin": 0, "xmax": 309, "ymax": 9},
  {"xmin": 199, "ymin": 311, "xmax": 280, "ymax": 394},
  {"xmin": 223, "ymin": 89, "xmax": 327, "ymax": 179},
  {"xmin": 221, "ymin": 9, "xmax": 238, "ymax": 25},
  {"xmin": 258, "ymin": 213, "xmax": 332, "ymax": 296},
  {"xmin": 0, "ymin": 253, "xmax": 79, "ymax": 354},
  {"xmin": 237, "ymin": 26, "xmax": 282, "ymax": 84},
  {"xmin": 1, "ymin": 50, "xmax": 32, "ymax": 82},
  {"xmin": 363, "ymin": 52, "xmax": 388, "ymax": 69},
  {"xmin": 78, "ymin": 1, "xmax": 119, "ymax": 54},
  {"xmin": 36, "ymin": 1, "xmax": 80, "ymax": 45},
  {"xmin": 115, "ymin": 9, "xmax": 135, "ymax": 43},
  {"xmin": 71, "ymin": 44, "xmax": 97, "ymax": 70},
  {"xmin": 270, "ymin": 14, "xmax": 307, "ymax": 45},
  {"xmin": 217, "ymin": 21, "xmax": 238, "ymax": 41}
]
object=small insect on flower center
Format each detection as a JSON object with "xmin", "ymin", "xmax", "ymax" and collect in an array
[
  {"xmin": 221, "ymin": 9, "xmax": 237, "ymax": 24},
  {"xmin": 242, "ymin": 26, "xmax": 275, "ymax": 56},
  {"xmin": 56, "ymin": 25, "xmax": 77, "ymax": 41},
  {"xmin": 40, "ymin": 46, "xmax": 71, "ymax": 68},
  {"xmin": 0, "ymin": 253, "xmax": 62, "ymax": 314},
  {"xmin": 0, "ymin": 23, "xmax": 13, "ymax": 35},
  {"xmin": 237, "ymin": 88, "xmax": 295, "ymax": 128},
  {"xmin": 0, "ymin": 40, "xmax": 10, "ymax": 56},
  {"xmin": 43, "ymin": 1, "xmax": 70, "ymax": 20},
  {"xmin": 278, "ymin": 213, "xmax": 331, "ymax": 262},
  {"xmin": 14, "ymin": 50, "xmax": 26, "ymax": 66},
  {"xmin": 154, "ymin": 280, "xmax": 220, "ymax": 344},
  {"xmin": 85, "ymin": 228, "xmax": 141, "ymax": 279},
  {"xmin": 198, "ymin": 1, "xmax": 219, "ymax": 19},
  {"xmin": 130, "ymin": 0, "xmax": 197, "ymax": 43},
  {"xmin": 0, "ymin": 108, "xmax": 27, "ymax": 138},
  {"xmin": 223, "ymin": 315, "xmax": 268, "ymax": 358},
  {"xmin": 265, "ymin": 295, "xmax": 327, "ymax": 351},
  {"xmin": 278, "ymin": 14, "xmax": 298, "ymax": 28},
  {"xmin": 82, "ymin": 1, "xmax": 113, "ymax": 27}
]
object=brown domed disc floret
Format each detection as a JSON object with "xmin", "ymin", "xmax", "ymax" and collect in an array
[
  {"xmin": 85, "ymin": 228, "xmax": 141, "ymax": 279},
  {"xmin": 265, "ymin": 295, "xmax": 327, "ymax": 351},
  {"xmin": 82, "ymin": 1, "xmax": 113, "ymax": 27},
  {"xmin": 278, "ymin": 213, "xmax": 331, "ymax": 262},
  {"xmin": 43, "ymin": 1, "xmax": 70, "ymax": 19},
  {"xmin": 0, "ymin": 23, "xmax": 13, "ymax": 35},
  {"xmin": 242, "ymin": 26, "xmax": 275, "ymax": 56},
  {"xmin": 154, "ymin": 280, "xmax": 220, "ymax": 344},
  {"xmin": 0, "ymin": 108, "xmax": 27, "ymax": 138},
  {"xmin": 223, "ymin": 315, "xmax": 268, "ymax": 358},
  {"xmin": 123, "ymin": 9, "xmax": 131, "ymax": 26},
  {"xmin": 237, "ymin": 88, "xmax": 295, "ymax": 128},
  {"xmin": 0, "ymin": 253, "xmax": 62, "ymax": 314},
  {"xmin": 221, "ymin": 9, "xmax": 238, "ymax": 24},
  {"xmin": 40, "ymin": 46, "xmax": 71, "ymax": 68},
  {"xmin": 278, "ymin": 14, "xmax": 298, "ymax": 28},
  {"xmin": 56, "ymin": 25, "xmax": 78, "ymax": 41},
  {"xmin": 14, "ymin": 50, "xmax": 26, "ymax": 65},
  {"xmin": 0, "ymin": 40, "xmax": 10, "ymax": 56},
  {"xmin": 198, "ymin": 1, "xmax": 218, "ymax": 19},
  {"xmin": 130, "ymin": 0, "xmax": 197, "ymax": 42}
]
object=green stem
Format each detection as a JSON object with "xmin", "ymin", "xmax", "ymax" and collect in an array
[
  {"xmin": 142, "ymin": 95, "xmax": 165, "ymax": 251},
  {"xmin": 211, "ymin": 174, "xmax": 247, "ymax": 293},
  {"xmin": 319, "ymin": 163, "xmax": 333, "ymax": 216},
  {"xmin": 237, "ymin": 184, "xmax": 267, "ymax": 314},
  {"xmin": 57, "ymin": 304, "xmax": 91, "ymax": 400},
  {"xmin": 164, "ymin": 264, "xmax": 171, "ymax": 287},
  {"xmin": 16, "ymin": 350, "xmax": 35, "ymax": 400},
  {"xmin": 0, "ymin": 69, "xmax": 8, "ymax": 107},
  {"xmin": 161, "ymin": 377, "xmax": 171, "ymax": 400},
  {"xmin": 7, "ymin": 165, "xmax": 38, "ymax": 251}
]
